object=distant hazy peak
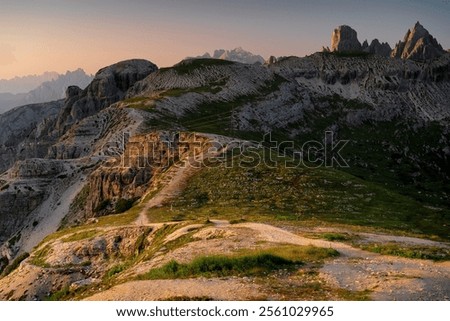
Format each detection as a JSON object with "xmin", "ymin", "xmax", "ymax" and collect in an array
[
  {"xmin": 0, "ymin": 71, "xmax": 59, "ymax": 94},
  {"xmin": 194, "ymin": 47, "xmax": 265, "ymax": 64},
  {"xmin": 0, "ymin": 69, "xmax": 94, "ymax": 114}
]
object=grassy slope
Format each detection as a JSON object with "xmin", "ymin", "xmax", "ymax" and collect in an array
[
  {"xmin": 137, "ymin": 74, "xmax": 449, "ymax": 236},
  {"xmin": 147, "ymin": 150, "xmax": 449, "ymax": 240}
]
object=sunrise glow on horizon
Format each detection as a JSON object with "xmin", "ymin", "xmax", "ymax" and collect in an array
[{"xmin": 1, "ymin": 0, "xmax": 449, "ymax": 79}]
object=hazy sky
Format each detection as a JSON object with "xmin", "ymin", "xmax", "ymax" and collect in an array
[{"xmin": 1, "ymin": 0, "xmax": 449, "ymax": 78}]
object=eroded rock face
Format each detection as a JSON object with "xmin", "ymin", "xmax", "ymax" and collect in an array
[
  {"xmin": 391, "ymin": 22, "xmax": 446, "ymax": 61},
  {"xmin": 10, "ymin": 159, "xmax": 66, "ymax": 179},
  {"xmin": 331, "ymin": 25, "xmax": 362, "ymax": 52}
]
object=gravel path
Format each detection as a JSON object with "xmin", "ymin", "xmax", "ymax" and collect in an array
[{"xmin": 85, "ymin": 278, "xmax": 262, "ymax": 301}]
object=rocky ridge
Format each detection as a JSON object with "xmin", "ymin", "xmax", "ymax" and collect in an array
[{"xmin": 392, "ymin": 21, "xmax": 446, "ymax": 61}]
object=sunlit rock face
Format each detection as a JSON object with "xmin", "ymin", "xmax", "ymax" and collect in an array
[
  {"xmin": 391, "ymin": 21, "xmax": 446, "ymax": 61},
  {"xmin": 331, "ymin": 25, "xmax": 362, "ymax": 52}
]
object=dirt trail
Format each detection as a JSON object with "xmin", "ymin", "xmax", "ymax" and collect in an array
[
  {"xmin": 86, "ymin": 220, "xmax": 450, "ymax": 301},
  {"xmin": 238, "ymin": 222, "xmax": 450, "ymax": 300},
  {"xmin": 135, "ymin": 145, "xmax": 226, "ymax": 225},
  {"xmin": 85, "ymin": 278, "xmax": 262, "ymax": 301},
  {"xmin": 135, "ymin": 156, "xmax": 201, "ymax": 225}
]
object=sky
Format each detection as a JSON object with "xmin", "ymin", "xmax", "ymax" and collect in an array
[{"xmin": 0, "ymin": 0, "xmax": 449, "ymax": 79}]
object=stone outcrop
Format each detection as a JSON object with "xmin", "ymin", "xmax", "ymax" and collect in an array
[
  {"xmin": 391, "ymin": 22, "xmax": 446, "ymax": 61},
  {"xmin": 362, "ymin": 39, "xmax": 392, "ymax": 57},
  {"xmin": 265, "ymin": 56, "xmax": 278, "ymax": 65},
  {"xmin": 55, "ymin": 59, "xmax": 158, "ymax": 133},
  {"xmin": 331, "ymin": 25, "xmax": 362, "ymax": 52}
]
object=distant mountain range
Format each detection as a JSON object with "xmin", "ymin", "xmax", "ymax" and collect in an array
[
  {"xmin": 0, "ymin": 69, "xmax": 93, "ymax": 114},
  {"xmin": 0, "ymin": 72, "xmax": 59, "ymax": 94},
  {"xmin": 194, "ymin": 47, "xmax": 265, "ymax": 64}
]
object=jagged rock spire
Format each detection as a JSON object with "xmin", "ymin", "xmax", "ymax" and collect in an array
[
  {"xmin": 391, "ymin": 21, "xmax": 445, "ymax": 61},
  {"xmin": 331, "ymin": 25, "xmax": 362, "ymax": 52}
]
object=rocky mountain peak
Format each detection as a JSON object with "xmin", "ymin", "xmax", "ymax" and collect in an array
[
  {"xmin": 391, "ymin": 21, "xmax": 445, "ymax": 61},
  {"xmin": 363, "ymin": 38, "xmax": 392, "ymax": 57},
  {"xmin": 55, "ymin": 59, "xmax": 158, "ymax": 132},
  {"xmin": 331, "ymin": 25, "xmax": 362, "ymax": 52}
]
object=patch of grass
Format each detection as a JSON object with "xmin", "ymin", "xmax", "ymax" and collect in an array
[
  {"xmin": 1, "ymin": 252, "xmax": 29, "ymax": 277},
  {"xmin": 134, "ymin": 228, "xmax": 153, "ymax": 255},
  {"xmin": 164, "ymin": 232, "xmax": 198, "ymax": 252},
  {"xmin": 168, "ymin": 58, "xmax": 235, "ymax": 75},
  {"xmin": 229, "ymin": 218, "xmax": 247, "ymax": 224},
  {"xmin": 47, "ymin": 286, "xmax": 70, "ymax": 301},
  {"xmin": 141, "ymin": 224, "xmax": 183, "ymax": 261},
  {"xmin": 123, "ymin": 96, "xmax": 149, "ymax": 104},
  {"xmin": 138, "ymin": 245, "xmax": 338, "ymax": 280},
  {"xmin": 61, "ymin": 230, "xmax": 98, "ymax": 243},
  {"xmin": 94, "ymin": 205, "xmax": 140, "ymax": 227},
  {"xmin": 123, "ymin": 96, "xmax": 155, "ymax": 111},
  {"xmin": 320, "ymin": 233, "xmax": 352, "ymax": 242},
  {"xmin": 160, "ymin": 84, "xmax": 224, "ymax": 98},
  {"xmin": 105, "ymin": 263, "xmax": 129, "ymax": 279},
  {"xmin": 357, "ymin": 242, "xmax": 450, "ymax": 261},
  {"xmin": 30, "ymin": 245, "xmax": 52, "ymax": 268},
  {"xmin": 333, "ymin": 288, "xmax": 372, "ymax": 300}
]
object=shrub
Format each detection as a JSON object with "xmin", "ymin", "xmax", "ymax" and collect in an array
[
  {"xmin": 94, "ymin": 199, "xmax": 111, "ymax": 213},
  {"xmin": 115, "ymin": 198, "xmax": 135, "ymax": 214}
]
